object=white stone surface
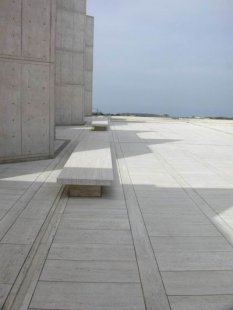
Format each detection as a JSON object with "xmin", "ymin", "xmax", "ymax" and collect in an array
[
  {"xmin": 57, "ymin": 132, "xmax": 113, "ymax": 186},
  {"xmin": 92, "ymin": 120, "xmax": 109, "ymax": 130}
]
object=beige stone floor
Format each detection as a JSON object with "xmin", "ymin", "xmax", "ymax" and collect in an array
[{"xmin": 1, "ymin": 118, "xmax": 233, "ymax": 309}]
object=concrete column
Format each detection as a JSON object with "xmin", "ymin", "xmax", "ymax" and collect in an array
[
  {"xmin": 55, "ymin": 0, "xmax": 86, "ymax": 125},
  {"xmin": 84, "ymin": 15, "xmax": 94, "ymax": 116},
  {"xmin": 0, "ymin": 0, "xmax": 56, "ymax": 163}
]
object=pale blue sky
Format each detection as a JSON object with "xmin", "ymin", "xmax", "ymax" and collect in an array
[{"xmin": 87, "ymin": 0, "xmax": 233, "ymax": 117}]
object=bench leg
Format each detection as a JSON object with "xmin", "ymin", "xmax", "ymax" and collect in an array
[{"xmin": 68, "ymin": 185, "xmax": 102, "ymax": 197}]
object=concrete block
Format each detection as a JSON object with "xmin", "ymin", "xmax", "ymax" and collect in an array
[
  {"xmin": 55, "ymin": 85, "xmax": 84, "ymax": 125},
  {"xmin": 22, "ymin": 0, "xmax": 51, "ymax": 61},
  {"xmin": 84, "ymin": 91, "xmax": 92, "ymax": 115},
  {"xmin": 85, "ymin": 46, "xmax": 93, "ymax": 71},
  {"xmin": 57, "ymin": 0, "xmax": 86, "ymax": 14},
  {"xmin": 85, "ymin": 15, "xmax": 94, "ymax": 47},
  {"xmin": 0, "ymin": 60, "xmax": 21, "ymax": 157},
  {"xmin": 21, "ymin": 63, "xmax": 50, "ymax": 155},
  {"xmin": 73, "ymin": 13, "xmax": 86, "ymax": 52},
  {"xmin": 56, "ymin": 9, "xmax": 73, "ymax": 51},
  {"xmin": 84, "ymin": 15, "xmax": 94, "ymax": 116},
  {"xmin": 85, "ymin": 71, "xmax": 93, "ymax": 91},
  {"xmin": 56, "ymin": 51, "xmax": 84, "ymax": 85},
  {"xmin": 0, "ymin": 0, "xmax": 56, "ymax": 162},
  {"xmin": 72, "ymin": 52, "xmax": 85, "ymax": 84},
  {"xmin": 74, "ymin": 0, "xmax": 86, "ymax": 14},
  {"xmin": 56, "ymin": 10, "xmax": 85, "ymax": 52},
  {"xmin": 92, "ymin": 120, "xmax": 109, "ymax": 131},
  {"xmin": 55, "ymin": 1, "xmax": 87, "ymax": 125},
  {"xmin": 0, "ymin": 0, "xmax": 21, "ymax": 56},
  {"xmin": 71, "ymin": 86, "xmax": 84, "ymax": 124}
]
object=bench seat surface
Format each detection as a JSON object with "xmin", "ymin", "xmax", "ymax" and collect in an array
[
  {"xmin": 92, "ymin": 120, "xmax": 109, "ymax": 127},
  {"xmin": 57, "ymin": 132, "xmax": 113, "ymax": 186}
]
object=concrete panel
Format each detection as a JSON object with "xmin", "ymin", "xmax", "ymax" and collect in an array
[
  {"xmin": 22, "ymin": 0, "xmax": 51, "ymax": 61},
  {"xmin": 84, "ymin": 91, "xmax": 92, "ymax": 116},
  {"xmin": 0, "ymin": 60, "xmax": 21, "ymax": 157},
  {"xmin": 73, "ymin": 13, "xmax": 86, "ymax": 52},
  {"xmin": 55, "ymin": 52, "xmax": 62, "ymax": 85},
  {"xmin": 57, "ymin": 0, "xmax": 86, "ymax": 13},
  {"xmin": 21, "ymin": 63, "xmax": 50, "ymax": 155},
  {"xmin": 71, "ymin": 85, "xmax": 84, "ymax": 124},
  {"xmin": 84, "ymin": 15, "xmax": 94, "ymax": 116},
  {"xmin": 55, "ymin": 86, "xmax": 71, "ymax": 124},
  {"xmin": 72, "ymin": 52, "xmax": 85, "ymax": 84},
  {"xmin": 0, "ymin": 0, "xmax": 21, "ymax": 57},
  {"xmin": 58, "ymin": 51, "xmax": 73, "ymax": 84},
  {"xmin": 74, "ymin": 0, "xmax": 86, "ymax": 13},
  {"xmin": 55, "ymin": 1, "xmax": 87, "ymax": 125},
  {"xmin": 85, "ymin": 71, "xmax": 93, "ymax": 91},
  {"xmin": 85, "ymin": 46, "xmax": 93, "ymax": 72},
  {"xmin": 56, "ymin": 10, "xmax": 85, "ymax": 52},
  {"xmin": 85, "ymin": 15, "xmax": 94, "ymax": 47},
  {"xmin": 56, "ymin": 9, "xmax": 73, "ymax": 51},
  {"xmin": 0, "ymin": 0, "xmax": 55, "ymax": 162},
  {"xmin": 55, "ymin": 85, "xmax": 84, "ymax": 125},
  {"xmin": 56, "ymin": 51, "xmax": 84, "ymax": 85}
]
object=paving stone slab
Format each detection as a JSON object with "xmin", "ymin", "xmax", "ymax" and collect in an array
[
  {"xmin": 40, "ymin": 260, "xmax": 140, "ymax": 283},
  {"xmin": 169, "ymin": 295, "xmax": 233, "ymax": 310},
  {"xmin": 162, "ymin": 271, "xmax": 233, "ymax": 295},
  {"xmin": 151, "ymin": 236, "xmax": 233, "ymax": 252},
  {"xmin": 58, "ymin": 218, "xmax": 130, "ymax": 231},
  {"xmin": 54, "ymin": 229, "xmax": 133, "ymax": 245},
  {"xmin": 2, "ymin": 217, "xmax": 45, "ymax": 244},
  {"xmin": 48, "ymin": 243, "xmax": 136, "ymax": 261},
  {"xmin": 0, "ymin": 244, "xmax": 30, "ymax": 284},
  {"xmin": 143, "ymin": 213, "xmax": 210, "ymax": 225},
  {"xmin": 30, "ymin": 282, "xmax": 145, "ymax": 310},
  {"xmin": 0, "ymin": 284, "xmax": 11, "ymax": 309},
  {"xmin": 147, "ymin": 223, "xmax": 221, "ymax": 237},
  {"xmin": 157, "ymin": 251, "xmax": 233, "ymax": 271},
  {"xmin": 63, "ymin": 209, "xmax": 128, "ymax": 220}
]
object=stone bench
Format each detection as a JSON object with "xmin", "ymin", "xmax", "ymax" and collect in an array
[
  {"xmin": 91, "ymin": 119, "xmax": 109, "ymax": 131},
  {"xmin": 57, "ymin": 131, "xmax": 113, "ymax": 197}
]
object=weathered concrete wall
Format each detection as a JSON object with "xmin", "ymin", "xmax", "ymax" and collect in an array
[
  {"xmin": 55, "ymin": 0, "xmax": 86, "ymax": 125},
  {"xmin": 84, "ymin": 15, "xmax": 94, "ymax": 116},
  {"xmin": 0, "ymin": 0, "xmax": 56, "ymax": 162}
]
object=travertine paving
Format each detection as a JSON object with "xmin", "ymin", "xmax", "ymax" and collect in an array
[{"xmin": 1, "ymin": 118, "xmax": 233, "ymax": 310}]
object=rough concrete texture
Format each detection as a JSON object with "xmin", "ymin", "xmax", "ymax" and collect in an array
[
  {"xmin": 55, "ymin": 0, "xmax": 89, "ymax": 125},
  {"xmin": 0, "ymin": 0, "xmax": 56, "ymax": 163},
  {"xmin": 84, "ymin": 15, "xmax": 94, "ymax": 116}
]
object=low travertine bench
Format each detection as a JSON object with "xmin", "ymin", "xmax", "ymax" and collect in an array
[
  {"xmin": 57, "ymin": 131, "xmax": 113, "ymax": 197},
  {"xmin": 92, "ymin": 119, "xmax": 109, "ymax": 131}
]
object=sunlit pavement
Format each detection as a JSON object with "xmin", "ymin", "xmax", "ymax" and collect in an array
[{"xmin": 1, "ymin": 117, "xmax": 233, "ymax": 310}]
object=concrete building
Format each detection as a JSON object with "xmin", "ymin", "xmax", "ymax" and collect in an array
[
  {"xmin": 0, "ymin": 0, "xmax": 56, "ymax": 163},
  {"xmin": 55, "ymin": 0, "xmax": 91, "ymax": 125},
  {"xmin": 0, "ymin": 0, "xmax": 94, "ymax": 163},
  {"xmin": 84, "ymin": 15, "xmax": 94, "ymax": 116}
]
